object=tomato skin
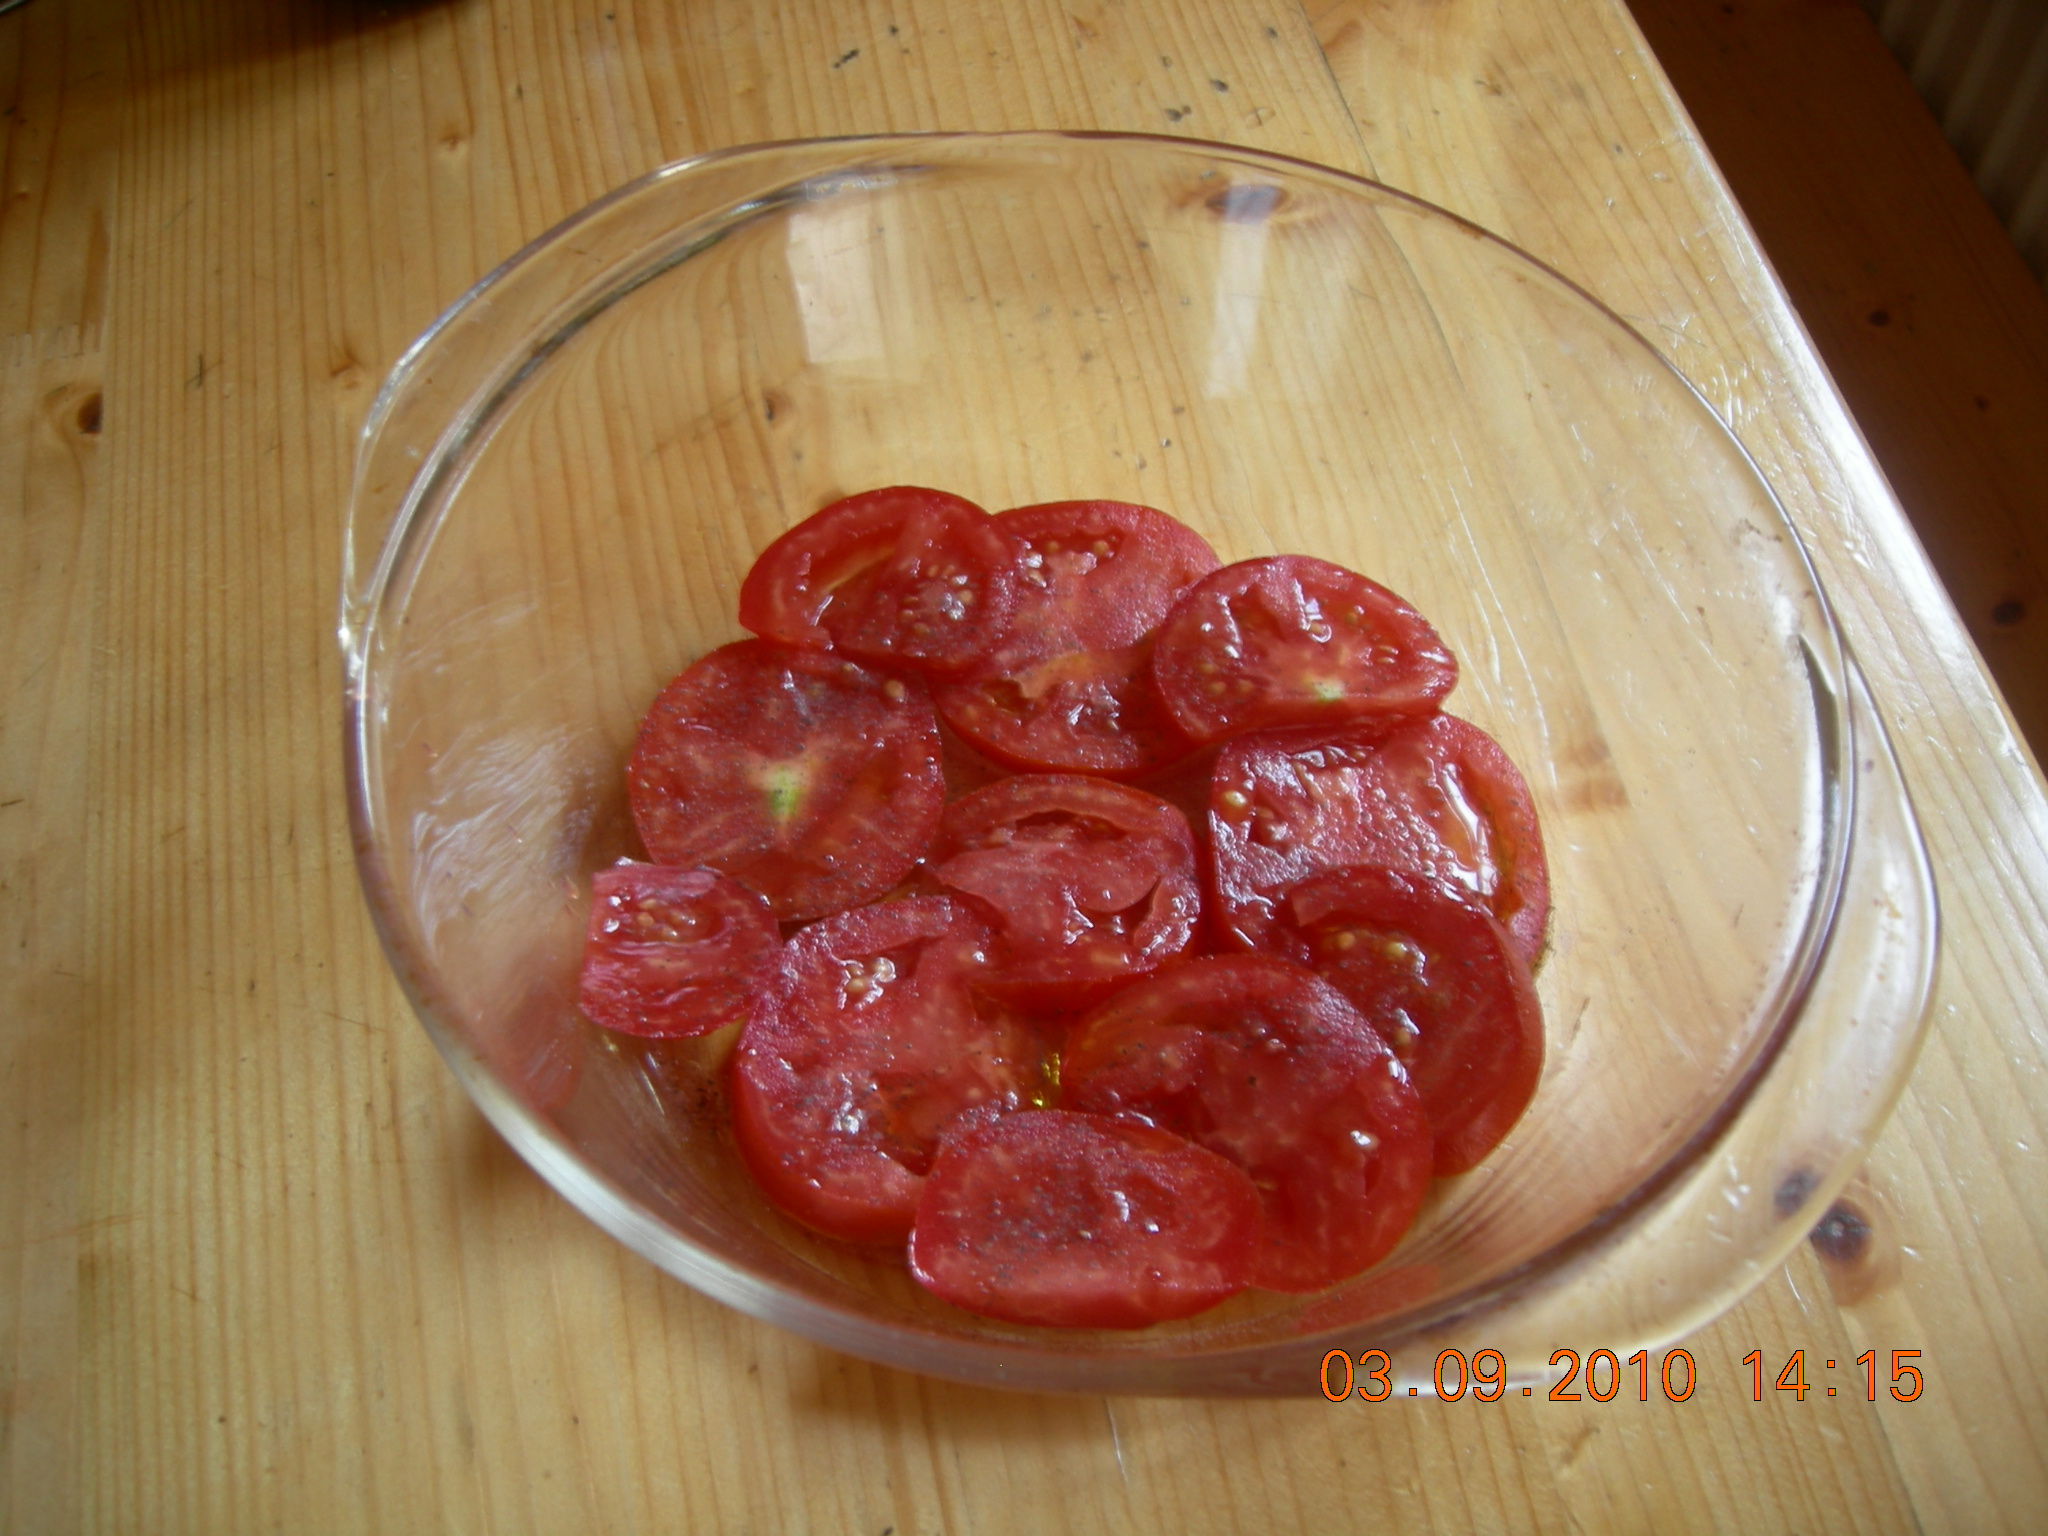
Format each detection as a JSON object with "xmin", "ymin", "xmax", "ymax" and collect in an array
[
  {"xmin": 909, "ymin": 1110, "xmax": 1263, "ymax": 1328},
  {"xmin": 1280, "ymin": 866, "xmax": 1545, "ymax": 1175},
  {"xmin": 995, "ymin": 502, "xmax": 1222, "ymax": 648},
  {"xmin": 1151, "ymin": 555, "xmax": 1457, "ymax": 743},
  {"xmin": 928, "ymin": 775, "xmax": 1201, "ymax": 1009},
  {"xmin": 625, "ymin": 641, "xmax": 944, "ymax": 922},
  {"xmin": 1210, "ymin": 714, "xmax": 1550, "ymax": 966},
  {"xmin": 1061, "ymin": 955, "xmax": 1433, "ymax": 1292},
  {"xmin": 935, "ymin": 643, "xmax": 1193, "ymax": 779},
  {"xmin": 731, "ymin": 898, "xmax": 1049, "ymax": 1245},
  {"xmin": 737, "ymin": 486, "xmax": 1019, "ymax": 675},
  {"xmin": 935, "ymin": 502, "xmax": 1219, "ymax": 775},
  {"xmin": 577, "ymin": 864, "xmax": 779, "ymax": 1038}
]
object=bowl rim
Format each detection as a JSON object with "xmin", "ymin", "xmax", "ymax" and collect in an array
[{"xmin": 340, "ymin": 129, "xmax": 1883, "ymax": 1389}]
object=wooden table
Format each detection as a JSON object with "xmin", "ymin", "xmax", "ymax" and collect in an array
[{"xmin": 5, "ymin": 0, "xmax": 2046, "ymax": 1529}]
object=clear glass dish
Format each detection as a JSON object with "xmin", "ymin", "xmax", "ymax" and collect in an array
[{"xmin": 341, "ymin": 133, "xmax": 1938, "ymax": 1394}]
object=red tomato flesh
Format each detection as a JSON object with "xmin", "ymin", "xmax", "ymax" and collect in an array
[
  {"xmin": 935, "ymin": 501, "xmax": 1219, "ymax": 774},
  {"xmin": 1151, "ymin": 555, "xmax": 1456, "ymax": 743},
  {"xmin": 909, "ymin": 1110, "xmax": 1264, "ymax": 1328},
  {"xmin": 577, "ymin": 864, "xmax": 779, "ymax": 1038},
  {"xmin": 737, "ymin": 486, "xmax": 1018, "ymax": 675},
  {"xmin": 731, "ymin": 898, "xmax": 1050, "ymax": 1244},
  {"xmin": 1280, "ymin": 866, "xmax": 1545, "ymax": 1175},
  {"xmin": 928, "ymin": 775, "xmax": 1201, "ymax": 1009},
  {"xmin": 1210, "ymin": 714, "xmax": 1550, "ymax": 966},
  {"xmin": 626, "ymin": 641, "xmax": 944, "ymax": 922},
  {"xmin": 1061, "ymin": 956, "xmax": 1432, "ymax": 1292}
]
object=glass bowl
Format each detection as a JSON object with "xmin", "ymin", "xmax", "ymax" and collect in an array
[{"xmin": 340, "ymin": 133, "xmax": 1938, "ymax": 1395}]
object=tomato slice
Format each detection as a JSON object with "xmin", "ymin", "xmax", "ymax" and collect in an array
[
  {"xmin": 908, "ymin": 1110, "xmax": 1263, "ymax": 1328},
  {"xmin": 577, "ymin": 863, "xmax": 779, "ymax": 1038},
  {"xmin": 997, "ymin": 501, "xmax": 1222, "ymax": 644},
  {"xmin": 1279, "ymin": 866, "xmax": 1545, "ymax": 1175},
  {"xmin": 1061, "ymin": 955, "xmax": 1432, "ymax": 1292},
  {"xmin": 928, "ymin": 775, "xmax": 1201, "ymax": 1010},
  {"xmin": 731, "ymin": 898, "xmax": 1050, "ymax": 1244},
  {"xmin": 935, "ymin": 501, "xmax": 1219, "ymax": 774},
  {"xmin": 737, "ymin": 486, "xmax": 1019, "ymax": 675},
  {"xmin": 625, "ymin": 641, "xmax": 944, "ymax": 922},
  {"xmin": 1151, "ymin": 556, "xmax": 1457, "ymax": 743},
  {"xmin": 1210, "ymin": 715, "xmax": 1550, "ymax": 966}
]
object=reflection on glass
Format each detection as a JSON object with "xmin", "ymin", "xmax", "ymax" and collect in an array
[
  {"xmin": 1204, "ymin": 206, "xmax": 1270, "ymax": 399},
  {"xmin": 788, "ymin": 191, "xmax": 890, "ymax": 368}
]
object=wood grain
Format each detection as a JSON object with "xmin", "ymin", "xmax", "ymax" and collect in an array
[
  {"xmin": 1314, "ymin": 2, "xmax": 2048, "ymax": 1529},
  {"xmin": 1, "ymin": 7, "xmax": 120, "ymax": 1533},
  {"xmin": 2, "ymin": 0, "xmax": 2045, "ymax": 1531},
  {"xmin": 1630, "ymin": 0, "xmax": 2048, "ymax": 761}
]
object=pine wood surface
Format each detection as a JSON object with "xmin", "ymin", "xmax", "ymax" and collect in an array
[
  {"xmin": 1627, "ymin": 0, "xmax": 2048, "ymax": 771},
  {"xmin": 2, "ymin": 0, "xmax": 2044, "ymax": 1531}
]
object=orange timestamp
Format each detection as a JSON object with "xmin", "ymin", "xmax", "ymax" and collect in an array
[
  {"xmin": 1320, "ymin": 1347, "xmax": 1926, "ymax": 1403},
  {"xmin": 1743, "ymin": 1348, "xmax": 1924, "ymax": 1402},
  {"xmin": 1320, "ymin": 1347, "xmax": 1696, "ymax": 1402}
]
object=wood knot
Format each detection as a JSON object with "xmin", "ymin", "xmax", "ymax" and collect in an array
[
  {"xmin": 1809, "ymin": 1200, "xmax": 1870, "ymax": 1266},
  {"xmin": 43, "ymin": 381, "xmax": 104, "ymax": 440},
  {"xmin": 1807, "ymin": 1175, "xmax": 1899, "ymax": 1306},
  {"xmin": 1206, "ymin": 183, "xmax": 1285, "ymax": 223},
  {"xmin": 330, "ymin": 348, "xmax": 369, "ymax": 391},
  {"xmin": 1773, "ymin": 1167, "xmax": 1817, "ymax": 1217}
]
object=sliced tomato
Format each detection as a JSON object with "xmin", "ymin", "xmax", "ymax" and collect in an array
[
  {"xmin": 730, "ymin": 898, "xmax": 1050, "ymax": 1244},
  {"xmin": 1209, "ymin": 714, "xmax": 1550, "ymax": 966},
  {"xmin": 996, "ymin": 501, "xmax": 1222, "ymax": 644},
  {"xmin": 625, "ymin": 641, "xmax": 944, "ymax": 922},
  {"xmin": 908, "ymin": 1110, "xmax": 1263, "ymax": 1328},
  {"xmin": 935, "ymin": 501, "xmax": 1219, "ymax": 774},
  {"xmin": 1060, "ymin": 955, "xmax": 1432, "ymax": 1292},
  {"xmin": 928, "ymin": 775, "xmax": 1200, "ymax": 1009},
  {"xmin": 936, "ymin": 644, "xmax": 1191, "ymax": 779},
  {"xmin": 1151, "ymin": 555, "xmax": 1457, "ymax": 743},
  {"xmin": 737, "ymin": 486, "xmax": 1018, "ymax": 675},
  {"xmin": 577, "ymin": 863, "xmax": 778, "ymax": 1038},
  {"xmin": 1280, "ymin": 866, "xmax": 1545, "ymax": 1175}
]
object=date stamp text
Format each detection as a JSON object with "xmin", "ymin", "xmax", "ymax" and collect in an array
[{"xmin": 1319, "ymin": 1348, "xmax": 1925, "ymax": 1403}]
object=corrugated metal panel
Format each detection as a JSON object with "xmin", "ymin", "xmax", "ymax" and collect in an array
[{"xmin": 1865, "ymin": 0, "xmax": 2048, "ymax": 287}]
